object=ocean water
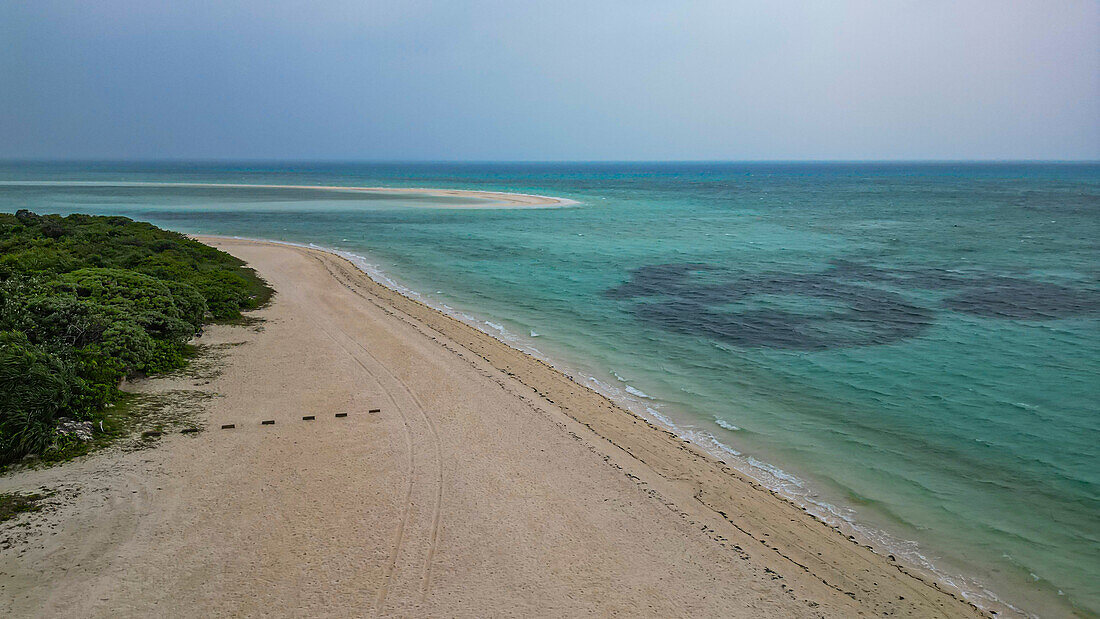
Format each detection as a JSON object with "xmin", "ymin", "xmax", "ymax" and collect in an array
[{"xmin": 1, "ymin": 162, "xmax": 1097, "ymax": 616}]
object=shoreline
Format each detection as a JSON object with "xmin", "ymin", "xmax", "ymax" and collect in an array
[
  {"xmin": 0, "ymin": 170, "xmax": 1085, "ymax": 617},
  {"xmin": 205, "ymin": 237, "xmax": 989, "ymax": 616},
  {"xmin": 205, "ymin": 236, "xmax": 1026, "ymax": 617},
  {"xmin": 0, "ymin": 181, "xmax": 579, "ymax": 208},
  {"xmin": 0, "ymin": 236, "xmax": 987, "ymax": 617}
]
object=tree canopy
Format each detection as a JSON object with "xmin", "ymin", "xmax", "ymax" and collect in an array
[{"xmin": 0, "ymin": 211, "xmax": 271, "ymax": 462}]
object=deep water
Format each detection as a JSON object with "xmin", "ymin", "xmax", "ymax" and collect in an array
[{"xmin": 2, "ymin": 161, "xmax": 1097, "ymax": 615}]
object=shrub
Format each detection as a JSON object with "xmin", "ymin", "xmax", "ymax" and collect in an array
[
  {"xmin": 0, "ymin": 332, "xmax": 73, "ymax": 460},
  {"xmin": 0, "ymin": 212, "xmax": 272, "ymax": 463}
]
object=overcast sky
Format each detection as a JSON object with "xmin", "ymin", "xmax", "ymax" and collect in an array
[{"xmin": 1, "ymin": 1, "xmax": 1097, "ymax": 161}]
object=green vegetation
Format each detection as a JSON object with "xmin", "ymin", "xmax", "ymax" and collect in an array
[
  {"xmin": 0, "ymin": 491, "xmax": 47, "ymax": 522},
  {"xmin": 0, "ymin": 211, "xmax": 271, "ymax": 464}
]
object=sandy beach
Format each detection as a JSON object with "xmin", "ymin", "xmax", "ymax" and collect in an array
[{"xmin": 0, "ymin": 238, "xmax": 985, "ymax": 617}]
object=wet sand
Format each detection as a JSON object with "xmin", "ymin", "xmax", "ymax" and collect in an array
[{"xmin": 0, "ymin": 238, "xmax": 984, "ymax": 617}]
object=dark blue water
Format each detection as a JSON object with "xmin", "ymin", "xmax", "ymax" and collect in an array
[{"xmin": 2, "ymin": 162, "xmax": 1097, "ymax": 615}]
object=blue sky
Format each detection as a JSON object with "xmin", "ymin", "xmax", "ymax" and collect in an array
[{"xmin": 1, "ymin": 1, "xmax": 1097, "ymax": 160}]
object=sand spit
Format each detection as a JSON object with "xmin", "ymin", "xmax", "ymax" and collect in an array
[
  {"xmin": 0, "ymin": 180, "xmax": 577, "ymax": 208},
  {"xmin": 0, "ymin": 238, "xmax": 983, "ymax": 617}
]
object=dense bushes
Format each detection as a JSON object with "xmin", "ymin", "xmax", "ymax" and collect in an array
[{"xmin": 0, "ymin": 211, "xmax": 271, "ymax": 463}]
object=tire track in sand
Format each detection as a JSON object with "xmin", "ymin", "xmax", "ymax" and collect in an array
[
  {"xmin": 296, "ymin": 248, "xmax": 445, "ymax": 611},
  {"xmin": 307, "ymin": 319, "xmax": 416, "ymax": 615},
  {"xmin": 307, "ymin": 247, "xmax": 973, "ymax": 619}
]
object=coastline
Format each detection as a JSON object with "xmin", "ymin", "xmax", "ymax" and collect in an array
[
  {"xmin": 0, "ymin": 236, "xmax": 985, "ymax": 617},
  {"xmin": 222, "ymin": 237, "xmax": 990, "ymax": 615},
  {"xmin": 1, "ymin": 167, "xmax": 1090, "ymax": 616},
  {"xmin": 215, "ymin": 236, "xmax": 1027, "ymax": 617}
]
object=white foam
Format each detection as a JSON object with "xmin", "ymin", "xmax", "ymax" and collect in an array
[
  {"xmin": 643, "ymin": 406, "xmax": 676, "ymax": 428},
  {"xmin": 715, "ymin": 418, "xmax": 741, "ymax": 431},
  {"xmin": 684, "ymin": 428, "xmax": 742, "ymax": 457}
]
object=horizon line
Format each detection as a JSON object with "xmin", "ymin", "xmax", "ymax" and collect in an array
[{"xmin": 2, "ymin": 158, "xmax": 1098, "ymax": 165}]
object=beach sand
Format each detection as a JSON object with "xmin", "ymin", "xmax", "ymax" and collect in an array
[
  {"xmin": 163, "ymin": 183, "xmax": 575, "ymax": 207},
  {"xmin": 0, "ymin": 238, "xmax": 984, "ymax": 617},
  {"xmin": 0, "ymin": 181, "xmax": 575, "ymax": 208}
]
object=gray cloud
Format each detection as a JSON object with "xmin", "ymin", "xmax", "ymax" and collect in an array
[{"xmin": 1, "ymin": 1, "xmax": 1097, "ymax": 160}]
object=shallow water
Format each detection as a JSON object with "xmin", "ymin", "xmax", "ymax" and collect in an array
[{"xmin": 2, "ymin": 162, "xmax": 1097, "ymax": 615}]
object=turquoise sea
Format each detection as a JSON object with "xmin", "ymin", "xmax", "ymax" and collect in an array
[{"xmin": 1, "ymin": 162, "xmax": 1097, "ymax": 616}]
